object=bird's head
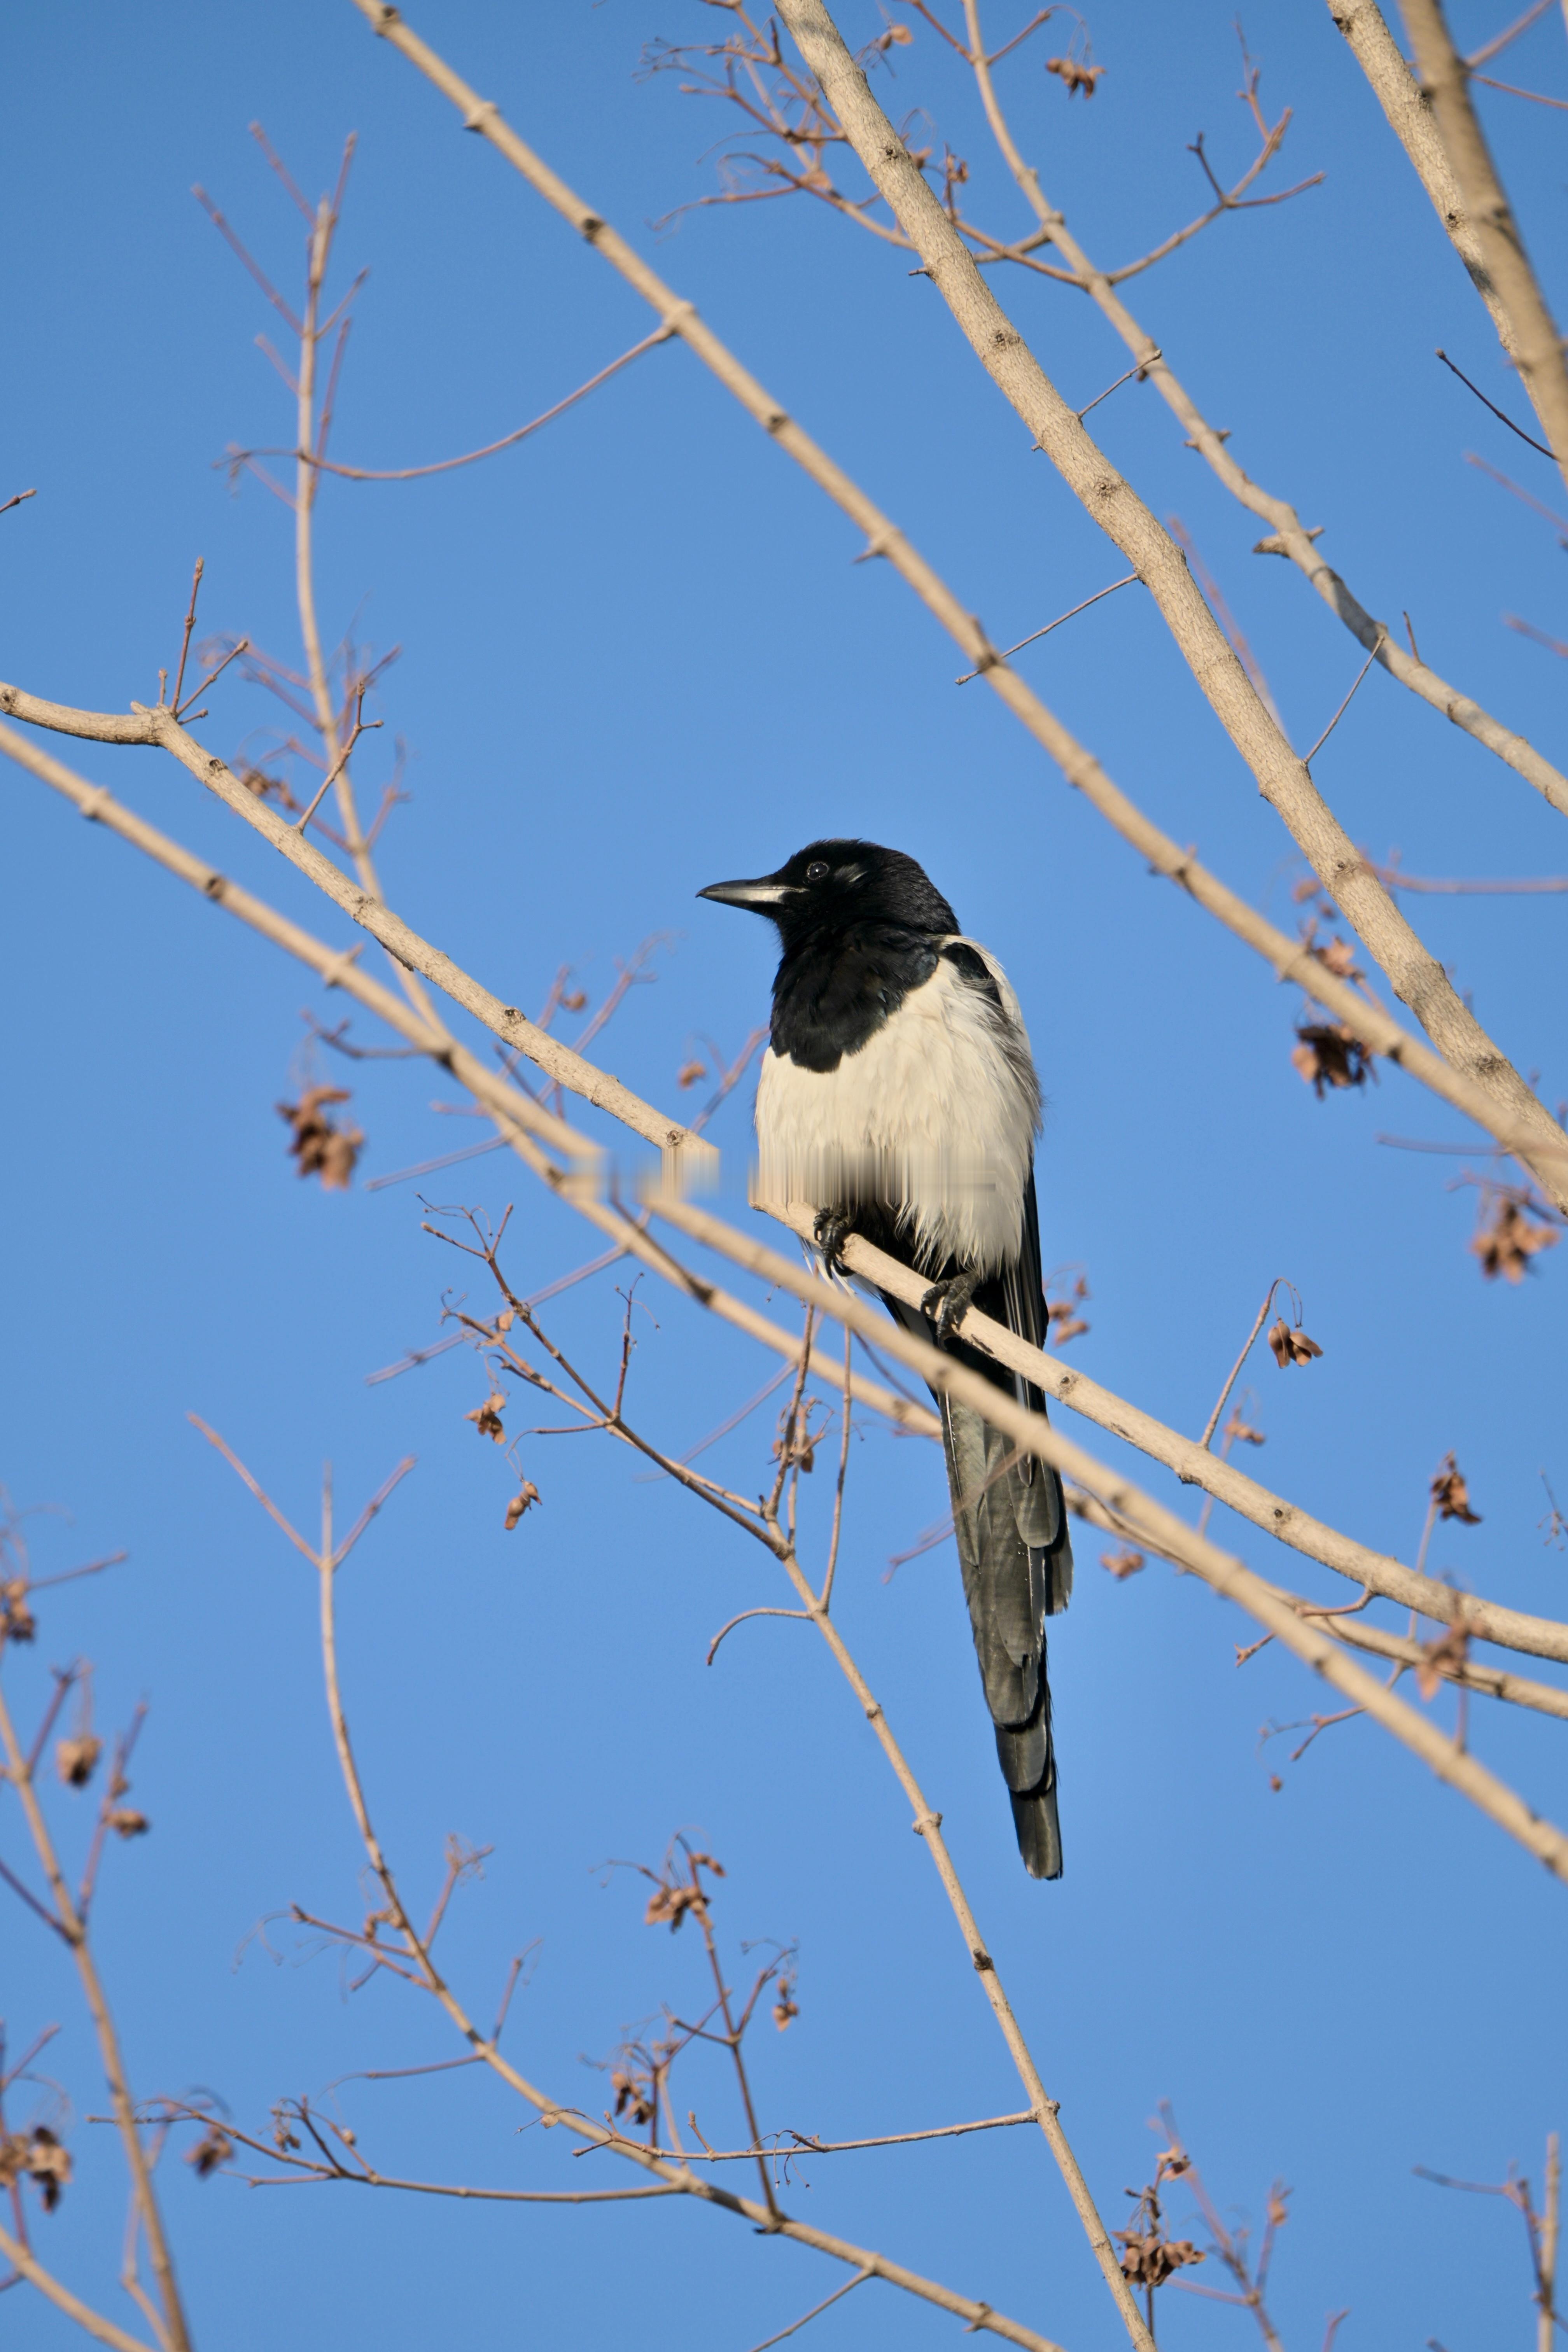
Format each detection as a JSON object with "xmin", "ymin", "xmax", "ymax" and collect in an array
[{"xmin": 697, "ymin": 839, "xmax": 956, "ymax": 946}]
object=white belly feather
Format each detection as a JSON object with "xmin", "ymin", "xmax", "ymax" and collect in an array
[{"xmin": 754, "ymin": 940, "xmax": 1040, "ymax": 1274}]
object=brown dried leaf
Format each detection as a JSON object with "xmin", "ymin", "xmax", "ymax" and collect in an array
[
  {"xmin": 611, "ymin": 2068, "xmax": 656, "ymax": 2126},
  {"xmin": 504, "ymin": 1480, "xmax": 542, "ymax": 1530},
  {"xmin": 560, "ymin": 989, "xmax": 588, "ymax": 1014},
  {"xmin": 1, "ymin": 1578, "xmax": 37, "ymax": 1643},
  {"xmin": 773, "ymin": 1976, "xmax": 800, "ymax": 2031},
  {"xmin": 186, "ymin": 2124, "xmax": 234, "ymax": 2178},
  {"xmin": 1100, "ymin": 1549, "xmax": 1145, "ymax": 1580},
  {"xmin": 278, "ymin": 1086, "xmax": 363, "ymax": 1190},
  {"xmin": 1416, "ymin": 1622, "xmax": 1470, "ymax": 1703},
  {"xmin": 676, "ymin": 1060, "xmax": 709, "ymax": 1089},
  {"xmin": 107, "ymin": 1806, "xmax": 150, "ymax": 1839},
  {"xmin": 1047, "ymin": 54, "xmax": 1106, "ymax": 93},
  {"xmin": 772, "ymin": 1412, "xmax": 819, "ymax": 1472},
  {"xmin": 56, "ymin": 1734, "xmax": 102, "ymax": 1788},
  {"xmin": 1268, "ymin": 1318, "xmax": 1323, "ymax": 1368},
  {"xmin": 1431, "ymin": 1452, "xmax": 1481, "ymax": 1525},
  {"xmin": 644, "ymin": 1881, "xmax": 706, "ymax": 1932},
  {"xmin": 466, "ymin": 1391, "xmax": 507, "ymax": 1444},
  {"xmin": 1471, "ymin": 1197, "xmax": 1560, "ymax": 1283},
  {"xmin": 1115, "ymin": 2227, "xmax": 1204, "ymax": 2287},
  {"xmin": 1291, "ymin": 1022, "xmax": 1375, "ymax": 1096},
  {"xmin": 1309, "ymin": 934, "xmax": 1365, "ymax": 982},
  {"xmin": 24, "ymin": 2128, "xmax": 71, "ymax": 2212},
  {"xmin": 1046, "ymin": 1274, "xmax": 1091, "ymax": 1347}
]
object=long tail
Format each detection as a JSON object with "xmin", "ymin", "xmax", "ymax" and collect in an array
[
  {"xmin": 940, "ymin": 1389, "xmax": 1071, "ymax": 1878},
  {"xmin": 882, "ymin": 1261, "xmax": 1073, "ymax": 1878}
]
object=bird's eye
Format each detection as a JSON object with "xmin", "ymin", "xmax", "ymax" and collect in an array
[{"xmin": 805, "ymin": 860, "xmax": 829, "ymax": 881}]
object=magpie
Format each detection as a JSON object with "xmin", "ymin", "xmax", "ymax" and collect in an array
[{"xmin": 699, "ymin": 840, "xmax": 1073, "ymax": 1879}]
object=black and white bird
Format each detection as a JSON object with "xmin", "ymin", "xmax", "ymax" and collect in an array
[{"xmin": 699, "ymin": 840, "xmax": 1073, "ymax": 1879}]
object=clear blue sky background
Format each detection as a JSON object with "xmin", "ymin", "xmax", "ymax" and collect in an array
[{"xmin": 4, "ymin": 4, "xmax": 1566, "ymax": 2347}]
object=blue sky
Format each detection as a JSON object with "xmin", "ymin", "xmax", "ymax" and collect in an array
[{"xmin": 4, "ymin": 3, "xmax": 1567, "ymax": 2347}]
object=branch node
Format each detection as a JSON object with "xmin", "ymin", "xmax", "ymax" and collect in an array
[
  {"xmin": 320, "ymin": 942, "xmax": 368, "ymax": 990},
  {"xmin": 1253, "ymin": 525, "xmax": 1324, "ymax": 556}
]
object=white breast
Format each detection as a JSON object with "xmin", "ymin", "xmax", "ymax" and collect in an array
[{"xmin": 754, "ymin": 940, "xmax": 1040, "ymax": 1274}]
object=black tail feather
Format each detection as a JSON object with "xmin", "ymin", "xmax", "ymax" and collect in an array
[
  {"xmin": 1010, "ymin": 1780, "xmax": 1063, "ymax": 1882},
  {"xmin": 851, "ymin": 1167, "xmax": 1071, "ymax": 1879}
]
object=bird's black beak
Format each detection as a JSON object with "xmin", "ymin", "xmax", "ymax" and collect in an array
[{"xmin": 697, "ymin": 875, "xmax": 795, "ymax": 913}]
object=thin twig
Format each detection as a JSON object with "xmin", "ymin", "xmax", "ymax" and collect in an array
[
  {"xmin": 746, "ymin": 2267, "xmax": 873, "ymax": 2351},
  {"xmin": 955, "ymin": 574, "xmax": 1139, "ymax": 683},
  {"xmin": 1437, "ymin": 347, "xmax": 1555, "ymax": 458},
  {"xmin": 167, "ymin": 559, "xmax": 205, "ymax": 716},
  {"xmin": 1303, "ymin": 629, "xmax": 1387, "ymax": 765},
  {"xmin": 236, "ymin": 327, "xmax": 674, "ymax": 480}
]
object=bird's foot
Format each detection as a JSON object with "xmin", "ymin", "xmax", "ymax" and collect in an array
[
  {"xmin": 922, "ymin": 1268, "xmax": 980, "ymax": 1347},
  {"xmin": 813, "ymin": 1208, "xmax": 854, "ymax": 1278}
]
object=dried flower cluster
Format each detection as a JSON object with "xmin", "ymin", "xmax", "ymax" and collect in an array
[
  {"xmin": 1291, "ymin": 1021, "xmax": 1375, "ymax": 1095},
  {"xmin": 1432, "ymin": 1452, "xmax": 1482, "ymax": 1526},
  {"xmin": 278, "ymin": 1085, "xmax": 363, "ymax": 1188},
  {"xmin": 1472, "ymin": 1194, "xmax": 1560, "ymax": 1282},
  {"xmin": 0, "ymin": 2126, "xmax": 71, "ymax": 2211},
  {"xmin": 1267, "ymin": 1316, "xmax": 1323, "ymax": 1368}
]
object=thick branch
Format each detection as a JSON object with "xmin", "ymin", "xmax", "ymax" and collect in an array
[
  {"xmin": 1397, "ymin": 0, "xmax": 1568, "ymax": 488},
  {"xmin": 0, "ymin": 2222, "xmax": 155, "ymax": 2352},
  {"xmin": 0, "ymin": 725, "xmax": 935, "ymax": 1442},
  {"xmin": 0, "ymin": 698, "xmax": 709, "ymax": 1171},
  {"xmin": 775, "ymin": 1210, "xmax": 1568, "ymax": 1664},
  {"xmin": 957, "ymin": 0, "xmax": 1568, "ymax": 823},
  {"xmin": 1327, "ymin": 1, "xmax": 1517, "ymax": 347},
  {"xmin": 773, "ymin": 0, "xmax": 1568, "ymax": 1209},
  {"xmin": 649, "ymin": 1196, "xmax": 1568, "ymax": 1885}
]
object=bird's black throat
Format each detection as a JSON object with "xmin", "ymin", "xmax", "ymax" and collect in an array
[{"xmin": 770, "ymin": 919, "xmax": 944, "ymax": 1073}]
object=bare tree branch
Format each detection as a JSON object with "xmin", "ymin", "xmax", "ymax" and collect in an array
[
  {"xmin": 771, "ymin": 0, "xmax": 1568, "ymax": 1215},
  {"xmin": 1397, "ymin": 0, "xmax": 1568, "ymax": 486}
]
